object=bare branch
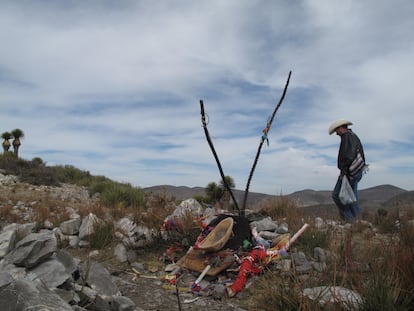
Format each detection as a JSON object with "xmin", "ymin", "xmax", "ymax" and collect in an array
[
  {"xmin": 241, "ymin": 71, "xmax": 292, "ymax": 215},
  {"xmin": 200, "ymin": 100, "xmax": 240, "ymax": 214}
]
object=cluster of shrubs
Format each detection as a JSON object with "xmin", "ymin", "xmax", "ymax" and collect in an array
[{"xmin": 0, "ymin": 153, "xmax": 145, "ymax": 210}]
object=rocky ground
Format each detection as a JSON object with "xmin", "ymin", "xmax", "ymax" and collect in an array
[
  {"xmin": 2, "ymin": 173, "xmax": 412, "ymax": 311},
  {"xmin": 0, "ymin": 174, "xmax": 252, "ymax": 310},
  {"xmin": 62, "ymin": 240, "xmax": 252, "ymax": 311}
]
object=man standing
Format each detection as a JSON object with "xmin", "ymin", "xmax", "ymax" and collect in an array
[{"xmin": 329, "ymin": 119, "xmax": 367, "ymax": 222}]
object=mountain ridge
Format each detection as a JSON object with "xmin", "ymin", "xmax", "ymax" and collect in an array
[{"xmin": 143, "ymin": 184, "xmax": 411, "ymax": 210}]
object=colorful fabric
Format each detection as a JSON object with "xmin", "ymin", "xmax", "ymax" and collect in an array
[{"xmin": 231, "ymin": 247, "xmax": 267, "ymax": 293}]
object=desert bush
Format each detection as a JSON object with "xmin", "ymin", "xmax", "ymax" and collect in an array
[
  {"xmin": 134, "ymin": 192, "xmax": 175, "ymax": 229},
  {"xmin": 98, "ymin": 181, "xmax": 146, "ymax": 209},
  {"xmin": 0, "ymin": 203, "xmax": 19, "ymax": 223},
  {"xmin": 32, "ymin": 203, "xmax": 71, "ymax": 228},
  {"xmin": 259, "ymin": 195, "xmax": 304, "ymax": 230},
  {"xmin": 0, "ymin": 154, "xmax": 60, "ymax": 186},
  {"xmin": 360, "ymin": 246, "xmax": 413, "ymax": 310},
  {"xmin": 376, "ymin": 208, "xmax": 399, "ymax": 234},
  {"xmin": 1, "ymin": 155, "xmax": 149, "ymax": 215},
  {"xmin": 89, "ymin": 221, "xmax": 114, "ymax": 249},
  {"xmin": 250, "ymin": 270, "xmax": 301, "ymax": 311},
  {"xmin": 51, "ymin": 165, "xmax": 96, "ymax": 186},
  {"xmin": 294, "ymin": 226, "xmax": 331, "ymax": 257},
  {"xmin": 249, "ymin": 268, "xmax": 337, "ymax": 311}
]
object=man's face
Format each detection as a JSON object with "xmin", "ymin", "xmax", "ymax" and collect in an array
[{"xmin": 335, "ymin": 126, "xmax": 347, "ymax": 136}]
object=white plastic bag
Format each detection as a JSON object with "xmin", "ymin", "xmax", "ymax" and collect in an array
[{"xmin": 339, "ymin": 175, "xmax": 357, "ymax": 205}]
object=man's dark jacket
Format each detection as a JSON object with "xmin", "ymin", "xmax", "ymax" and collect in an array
[{"xmin": 338, "ymin": 129, "xmax": 365, "ymax": 174}]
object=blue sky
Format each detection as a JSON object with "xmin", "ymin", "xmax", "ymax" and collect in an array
[{"xmin": 1, "ymin": 0, "xmax": 413, "ymax": 195}]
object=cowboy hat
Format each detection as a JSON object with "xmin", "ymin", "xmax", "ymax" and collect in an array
[{"xmin": 328, "ymin": 119, "xmax": 353, "ymax": 135}]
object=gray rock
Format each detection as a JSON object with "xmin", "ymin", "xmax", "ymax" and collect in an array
[
  {"xmin": 314, "ymin": 217, "xmax": 324, "ymax": 229},
  {"xmin": 53, "ymin": 287, "xmax": 80, "ymax": 305},
  {"xmin": 112, "ymin": 295, "xmax": 136, "ymax": 311},
  {"xmin": 293, "ymin": 251, "xmax": 312, "ymax": 274},
  {"xmin": 17, "ymin": 222, "xmax": 37, "ymax": 237},
  {"xmin": 295, "ymin": 262, "xmax": 313, "ymax": 274},
  {"xmin": 94, "ymin": 294, "xmax": 112, "ymax": 311},
  {"xmin": 72, "ymin": 306, "xmax": 89, "ymax": 311},
  {"xmin": 314, "ymin": 247, "xmax": 327, "ymax": 263},
  {"xmin": 81, "ymin": 261, "xmax": 120, "ymax": 296},
  {"xmin": 78, "ymin": 213, "xmax": 99, "ymax": 241},
  {"xmin": 57, "ymin": 249, "xmax": 80, "ymax": 275},
  {"xmin": 78, "ymin": 240, "xmax": 90, "ymax": 248},
  {"xmin": 44, "ymin": 219, "xmax": 54, "ymax": 229},
  {"xmin": 74, "ymin": 283, "xmax": 98, "ymax": 301},
  {"xmin": 5, "ymin": 230, "xmax": 57, "ymax": 268},
  {"xmin": 130, "ymin": 262, "xmax": 145, "ymax": 271},
  {"xmin": 67, "ymin": 235, "xmax": 80, "ymax": 248},
  {"xmin": 114, "ymin": 243, "xmax": 128, "ymax": 263},
  {"xmin": 0, "ymin": 278, "xmax": 73, "ymax": 311},
  {"xmin": 276, "ymin": 222, "xmax": 289, "ymax": 234},
  {"xmin": 60, "ymin": 218, "xmax": 81, "ymax": 235},
  {"xmin": 0, "ymin": 228, "xmax": 16, "ymax": 259},
  {"xmin": 169, "ymin": 198, "xmax": 203, "ymax": 219},
  {"xmin": 258, "ymin": 230, "xmax": 280, "ymax": 240},
  {"xmin": 0, "ymin": 262, "xmax": 26, "ymax": 280},
  {"xmin": 0, "ymin": 271, "xmax": 13, "ymax": 288},
  {"xmin": 292, "ymin": 251, "xmax": 308, "ymax": 266},
  {"xmin": 126, "ymin": 249, "xmax": 137, "ymax": 263},
  {"xmin": 211, "ymin": 284, "xmax": 226, "ymax": 299},
  {"xmin": 27, "ymin": 255, "xmax": 72, "ymax": 288},
  {"xmin": 276, "ymin": 259, "xmax": 291, "ymax": 272},
  {"xmin": 302, "ymin": 286, "xmax": 363, "ymax": 310},
  {"xmin": 250, "ymin": 217, "xmax": 278, "ymax": 232}
]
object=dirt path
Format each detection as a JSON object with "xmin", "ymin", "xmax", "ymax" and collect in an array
[{"xmin": 115, "ymin": 272, "xmax": 248, "ymax": 311}]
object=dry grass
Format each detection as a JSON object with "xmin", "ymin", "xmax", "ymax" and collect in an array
[
  {"xmin": 245, "ymin": 208, "xmax": 414, "ymax": 311},
  {"xmin": 258, "ymin": 195, "xmax": 305, "ymax": 232}
]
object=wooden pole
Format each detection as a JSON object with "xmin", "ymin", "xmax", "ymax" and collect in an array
[
  {"xmin": 200, "ymin": 100, "xmax": 240, "ymax": 214},
  {"xmin": 241, "ymin": 71, "xmax": 292, "ymax": 215}
]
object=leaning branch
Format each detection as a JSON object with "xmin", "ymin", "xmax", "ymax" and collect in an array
[
  {"xmin": 241, "ymin": 71, "xmax": 292, "ymax": 215},
  {"xmin": 200, "ymin": 100, "xmax": 240, "ymax": 214}
]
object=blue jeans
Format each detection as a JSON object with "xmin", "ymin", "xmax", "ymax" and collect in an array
[{"xmin": 332, "ymin": 171, "xmax": 363, "ymax": 222}]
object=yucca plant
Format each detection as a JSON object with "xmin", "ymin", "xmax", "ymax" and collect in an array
[
  {"xmin": 11, "ymin": 128, "xmax": 24, "ymax": 157},
  {"xmin": 1, "ymin": 131, "xmax": 12, "ymax": 153}
]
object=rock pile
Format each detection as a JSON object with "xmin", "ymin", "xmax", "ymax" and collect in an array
[{"xmin": 0, "ymin": 222, "xmax": 139, "ymax": 311}]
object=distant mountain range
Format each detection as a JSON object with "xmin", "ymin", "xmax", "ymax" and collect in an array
[{"xmin": 143, "ymin": 184, "xmax": 413, "ymax": 212}]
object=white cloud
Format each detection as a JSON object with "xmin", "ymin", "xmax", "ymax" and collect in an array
[{"xmin": 1, "ymin": 0, "xmax": 413, "ymax": 195}]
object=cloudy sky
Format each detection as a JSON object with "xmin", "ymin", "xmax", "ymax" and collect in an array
[{"xmin": 1, "ymin": 0, "xmax": 413, "ymax": 195}]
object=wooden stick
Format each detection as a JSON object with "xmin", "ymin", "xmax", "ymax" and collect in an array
[
  {"xmin": 242, "ymin": 71, "xmax": 292, "ymax": 215},
  {"xmin": 200, "ymin": 100, "xmax": 240, "ymax": 213}
]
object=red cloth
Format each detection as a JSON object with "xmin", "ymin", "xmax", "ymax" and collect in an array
[{"xmin": 231, "ymin": 247, "xmax": 267, "ymax": 293}]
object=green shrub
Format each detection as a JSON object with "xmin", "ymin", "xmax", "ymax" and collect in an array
[
  {"xmin": 294, "ymin": 227, "xmax": 331, "ymax": 257},
  {"xmin": 89, "ymin": 221, "xmax": 114, "ymax": 249},
  {"xmin": 0, "ymin": 154, "xmax": 60, "ymax": 186},
  {"xmin": 99, "ymin": 181, "xmax": 145, "ymax": 209},
  {"xmin": 361, "ymin": 255, "xmax": 413, "ymax": 311},
  {"xmin": 51, "ymin": 165, "xmax": 95, "ymax": 186}
]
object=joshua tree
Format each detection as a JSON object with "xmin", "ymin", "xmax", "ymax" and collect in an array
[
  {"xmin": 1, "ymin": 131, "xmax": 12, "ymax": 153},
  {"xmin": 205, "ymin": 175, "xmax": 235, "ymax": 209},
  {"xmin": 205, "ymin": 182, "xmax": 222, "ymax": 204},
  {"xmin": 11, "ymin": 128, "xmax": 24, "ymax": 157}
]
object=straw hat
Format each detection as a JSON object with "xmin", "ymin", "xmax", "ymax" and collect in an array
[
  {"xmin": 328, "ymin": 119, "xmax": 353, "ymax": 135},
  {"xmin": 198, "ymin": 217, "xmax": 234, "ymax": 252}
]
